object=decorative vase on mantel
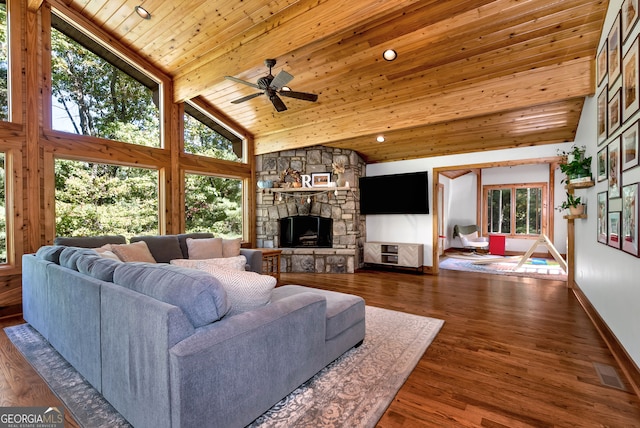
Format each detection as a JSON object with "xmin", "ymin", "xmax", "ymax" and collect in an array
[{"xmin": 335, "ymin": 173, "xmax": 346, "ymax": 187}]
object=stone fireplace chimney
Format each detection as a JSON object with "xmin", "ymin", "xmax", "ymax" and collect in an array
[{"xmin": 255, "ymin": 147, "xmax": 366, "ymax": 273}]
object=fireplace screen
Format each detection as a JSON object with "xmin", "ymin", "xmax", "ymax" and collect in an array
[{"xmin": 280, "ymin": 216, "xmax": 333, "ymax": 248}]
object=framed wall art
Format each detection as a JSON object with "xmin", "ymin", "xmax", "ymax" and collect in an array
[
  {"xmin": 622, "ymin": 36, "xmax": 639, "ymax": 121},
  {"xmin": 608, "ymin": 13, "xmax": 622, "ymax": 83},
  {"xmin": 598, "ymin": 191, "xmax": 609, "ymax": 244},
  {"xmin": 597, "ymin": 146, "xmax": 608, "ymax": 182},
  {"xmin": 623, "ymin": 0, "xmax": 639, "ymax": 42},
  {"xmin": 598, "ymin": 88, "xmax": 608, "ymax": 145},
  {"xmin": 609, "ymin": 88, "xmax": 622, "ymax": 133},
  {"xmin": 311, "ymin": 172, "xmax": 331, "ymax": 187},
  {"xmin": 622, "ymin": 121, "xmax": 639, "ymax": 170},
  {"xmin": 622, "ymin": 183, "xmax": 639, "ymax": 256},
  {"xmin": 598, "ymin": 43, "xmax": 608, "ymax": 86},
  {"xmin": 608, "ymin": 211, "xmax": 621, "ymax": 248},
  {"xmin": 609, "ymin": 137, "xmax": 622, "ymax": 198}
]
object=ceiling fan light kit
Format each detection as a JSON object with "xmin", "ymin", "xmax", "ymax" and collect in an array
[{"xmin": 225, "ymin": 59, "xmax": 318, "ymax": 112}]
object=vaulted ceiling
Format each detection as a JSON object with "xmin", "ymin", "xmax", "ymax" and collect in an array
[{"xmin": 57, "ymin": 0, "xmax": 607, "ymax": 163}]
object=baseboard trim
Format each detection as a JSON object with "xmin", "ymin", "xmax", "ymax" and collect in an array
[{"xmin": 572, "ymin": 282, "xmax": 640, "ymax": 399}]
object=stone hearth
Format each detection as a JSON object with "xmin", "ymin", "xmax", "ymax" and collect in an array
[{"xmin": 256, "ymin": 147, "xmax": 366, "ymax": 273}]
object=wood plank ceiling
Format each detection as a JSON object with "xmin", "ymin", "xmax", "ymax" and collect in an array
[{"xmin": 58, "ymin": 0, "xmax": 608, "ymax": 164}]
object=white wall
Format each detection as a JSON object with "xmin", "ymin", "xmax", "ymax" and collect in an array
[
  {"xmin": 365, "ymin": 143, "xmax": 572, "ymax": 265},
  {"xmin": 572, "ymin": 0, "xmax": 640, "ymax": 368}
]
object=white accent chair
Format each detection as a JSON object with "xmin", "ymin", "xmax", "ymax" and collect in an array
[{"xmin": 453, "ymin": 224, "xmax": 489, "ymax": 251}]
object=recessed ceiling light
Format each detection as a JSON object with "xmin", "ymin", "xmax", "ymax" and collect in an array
[
  {"xmin": 382, "ymin": 49, "xmax": 397, "ymax": 61},
  {"xmin": 135, "ymin": 5, "xmax": 151, "ymax": 20},
  {"xmin": 376, "ymin": 135, "xmax": 385, "ymax": 143}
]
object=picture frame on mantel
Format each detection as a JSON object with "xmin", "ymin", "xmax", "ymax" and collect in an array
[
  {"xmin": 598, "ymin": 88, "xmax": 608, "ymax": 145},
  {"xmin": 622, "ymin": 0, "xmax": 639, "ymax": 42},
  {"xmin": 622, "ymin": 120, "xmax": 639, "ymax": 170},
  {"xmin": 608, "ymin": 12, "xmax": 622, "ymax": 83},
  {"xmin": 311, "ymin": 172, "xmax": 331, "ymax": 187},
  {"xmin": 622, "ymin": 183, "xmax": 639, "ymax": 256},
  {"xmin": 598, "ymin": 191, "xmax": 608, "ymax": 244},
  {"xmin": 622, "ymin": 36, "xmax": 639, "ymax": 122}
]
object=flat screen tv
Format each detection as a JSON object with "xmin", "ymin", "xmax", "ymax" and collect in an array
[{"xmin": 359, "ymin": 171, "xmax": 429, "ymax": 215}]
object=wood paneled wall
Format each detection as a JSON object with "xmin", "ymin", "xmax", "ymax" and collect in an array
[{"xmin": 0, "ymin": 0, "xmax": 256, "ymax": 318}]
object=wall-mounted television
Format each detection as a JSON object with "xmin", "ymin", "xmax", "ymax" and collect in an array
[{"xmin": 359, "ymin": 171, "xmax": 429, "ymax": 215}]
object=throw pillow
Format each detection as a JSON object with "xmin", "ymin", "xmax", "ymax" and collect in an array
[
  {"xmin": 194, "ymin": 263, "xmax": 276, "ymax": 315},
  {"xmin": 186, "ymin": 237, "xmax": 223, "ymax": 259},
  {"xmin": 110, "ymin": 241, "xmax": 157, "ymax": 263},
  {"xmin": 94, "ymin": 245, "xmax": 121, "ymax": 261},
  {"xmin": 171, "ymin": 255, "xmax": 247, "ymax": 271},
  {"xmin": 460, "ymin": 231, "xmax": 479, "ymax": 241},
  {"xmin": 222, "ymin": 238, "xmax": 241, "ymax": 257}
]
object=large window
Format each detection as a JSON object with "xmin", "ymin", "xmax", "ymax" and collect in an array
[
  {"xmin": 484, "ymin": 183, "xmax": 546, "ymax": 236},
  {"xmin": 0, "ymin": 1, "xmax": 8, "ymax": 121},
  {"xmin": 50, "ymin": 15, "xmax": 160, "ymax": 146},
  {"xmin": 185, "ymin": 173, "xmax": 242, "ymax": 238},
  {"xmin": 184, "ymin": 103, "xmax": 244, "ymax": 162},
  {"xmin": 55, "ymin": 160, "xmax": 158, "ymax": 238}
]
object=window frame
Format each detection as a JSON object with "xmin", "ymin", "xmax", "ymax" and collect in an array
[{"xmin": 482, "ymin": 182, "xmax": 548, "ymax": 238}]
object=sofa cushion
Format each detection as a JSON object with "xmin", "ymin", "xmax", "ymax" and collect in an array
[
  {"xmin": 170, "ymin": 255, "xmax": 247, "ymax": 271},
  {"xmin": 54, "ymin": 235, "xmax": 127, "ymax": 248},
  {"xmin": 59, "ymin": 247, "xmax": 98, "ymax": 271},
  {"xmin": 110, "ymin": 241, "xmax": 157, "ymax": 263},
  {"xmin": 193, "ymin": 264, "xmax": 276, "ymax": 315},
  {"xmin": 35, "ymin": 245, "xmax": 66, "ymax": 263},
  {"xmin": 77, "ymin": 254, "xmax": 121, "ymax": 282},
  {"xmin": 112, "ymin": 263, "xmax": 230, "ymax": 327},
  {"xmin": 130, "ymin": 235, "xmax": 183, "ymax": 263}
]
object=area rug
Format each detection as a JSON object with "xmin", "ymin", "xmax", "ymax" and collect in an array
[
  {"xmin": 440, "ymin": 254, "xmax": 567, "ymax": 281},
  {"xmin": 5, "ymin": 306, "xmax": 444, "ymax": 428}
]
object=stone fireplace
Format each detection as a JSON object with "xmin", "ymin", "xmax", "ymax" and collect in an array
[{"xmin": 256, "ymin": 147, "xmax": 366, "ymax": 273}]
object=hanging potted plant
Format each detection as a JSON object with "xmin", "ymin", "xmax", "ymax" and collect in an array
[
  {"xmin": 558, "ymin": 145, "xmax": 592, "ymax": 184},
  {"xmin": 557, "ymin": 192, "xmax": 586, "ymax": 215}
]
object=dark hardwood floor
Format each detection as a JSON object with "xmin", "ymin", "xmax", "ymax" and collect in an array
[{"xmin": 1, "ymin": 268, "xmax": 639, "ymax": 427}]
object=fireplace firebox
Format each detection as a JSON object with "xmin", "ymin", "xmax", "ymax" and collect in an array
[{"xmin": 280, "ymin": 216, "xmax": 333, "ymax": 248}]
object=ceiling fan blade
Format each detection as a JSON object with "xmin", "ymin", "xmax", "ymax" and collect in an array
[
  {"xmin": 279, "ymin": 90, "xmax": 318, "ymax": 102},
  {"xmin": 225, "ymin": 75, "xmax": 260, "ymax": 89},
  {"xmin": 270, "ymin": 70, "xmax": 294, "ymax": 90},
  {"xmin": 270, "ymin": 94, "xmax": 288, "ymax": 112},
  {"xmin": 231, "ymin": 92, "xmax": 264, "ymax": 104}
]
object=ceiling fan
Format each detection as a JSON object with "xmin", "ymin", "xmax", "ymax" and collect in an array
[{"xmin": 225, "ymin": 59, "xmax": 318, "ymax": 112}]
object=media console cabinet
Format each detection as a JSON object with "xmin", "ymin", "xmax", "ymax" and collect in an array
[{"xmin": 363, "ymin": 241, "xmax": 424, "ymax": 271}]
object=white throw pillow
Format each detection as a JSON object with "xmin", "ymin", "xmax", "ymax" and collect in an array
[
  {"xmin": 171, "ymin": 255, "xmax": 247, "ymax": 271},
  {"xmin": 186, "ymin": 237, "xmax": 223, "ymax": 259},
  {"xmin": 460, "ymin": 231, "xmax": 479, "ymax": 241},
  {"xmin": 195, "ymin": 263, "xmax": 276, "ymax": 315}
]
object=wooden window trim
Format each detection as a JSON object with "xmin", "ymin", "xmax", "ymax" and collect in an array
[{"xmin": 482, "ymin": 182, "xmax": 548, "ymax": 238}]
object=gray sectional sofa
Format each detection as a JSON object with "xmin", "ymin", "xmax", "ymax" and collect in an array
[{"xmin": 22, "ymin": 235, "xmax": 366, "ymax": 428}]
